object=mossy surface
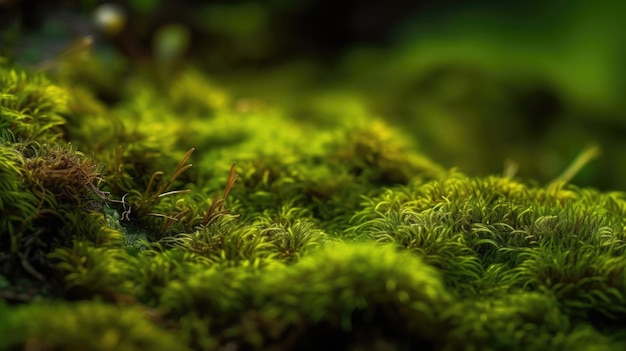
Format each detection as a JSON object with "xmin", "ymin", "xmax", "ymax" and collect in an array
[{"xmin": 2, "ymin": 59, "xmax": 626, "ymax": 351}]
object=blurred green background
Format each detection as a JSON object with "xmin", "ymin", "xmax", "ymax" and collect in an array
[{"xmin": 2, "ymin": 0, "xmax": 625, "ymax": 190}]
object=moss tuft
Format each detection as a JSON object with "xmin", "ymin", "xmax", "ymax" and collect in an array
[{"xmin": 0, "ymin": 301, "xmax": 188, "ymax": 351}]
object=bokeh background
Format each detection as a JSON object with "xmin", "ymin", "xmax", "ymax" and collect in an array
[{"xmin": 2, "ymin": 0, "xmax": 625, "ymax": 190}]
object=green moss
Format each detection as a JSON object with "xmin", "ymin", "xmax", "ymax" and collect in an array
[
  {"xmin": 442, "ymin": 291, "xmax": 618, "ymax": 350},
  {"xmin": 0, "ymin": 67, "xmax": 67, "ymax": 143},
  {"xmin": 48, "ymin": 241, "xmax": 133, "ymax": 300},
  {"xmin": 3, "ymin": 58, "xmax": 626, "ymax": 350},
  {"xmin": 254, "ymin": 242, "xmax": 453, "ymax": 349},
  {"xmin": 0, "ymin": 143, "xmax": 38, "ymax": 253},
  {"xmin": 0, "ymin": 301, "xmax": 188, "ymax": 351},
  {"xmin": 167, "ymin": 69, "xmax": 230, "ymax": 115}
]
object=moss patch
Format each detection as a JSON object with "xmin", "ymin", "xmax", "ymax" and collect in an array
[{"xmin": 2, "ymin": 63, "xmax": 626, "ymax": 350}]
